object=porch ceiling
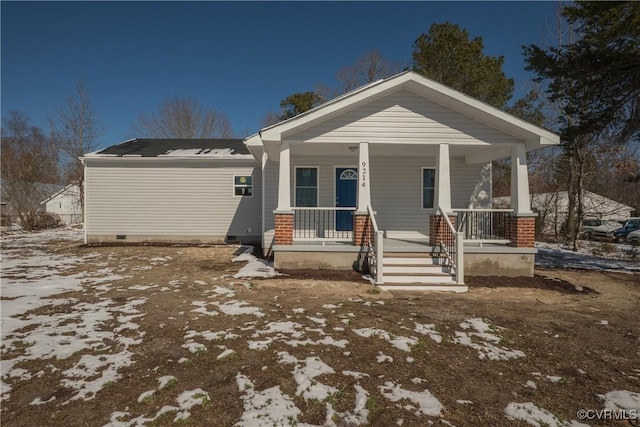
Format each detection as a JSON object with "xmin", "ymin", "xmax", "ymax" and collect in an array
[{"xmin": 285, "ymin": 141, "xmax": 512, "ymax": 163}]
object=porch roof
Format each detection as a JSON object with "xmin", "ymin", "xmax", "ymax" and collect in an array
[{"xmin": 245, "ymin": 71, "xmax": 560, "ymax": 162}]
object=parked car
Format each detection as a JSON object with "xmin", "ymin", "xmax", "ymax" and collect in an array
[
  {"xmin": 580, "ymin": 218, "xmax": 618, "ymax": 240},
  {"xmin": 627, "ymin": 229, "xmax": 640, "ymax": 244},
  {"xmin": 613, "ymin": 218, "xmax": 640, "ymax": 242},
  {"xmin": 588, "ymin": 220, "xmax": 625, "ymax": 241}
]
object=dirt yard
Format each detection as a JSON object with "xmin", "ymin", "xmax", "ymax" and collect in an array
[{"xmin": 1, "ymin": 228, "xmax": 638, "ymax": 427}]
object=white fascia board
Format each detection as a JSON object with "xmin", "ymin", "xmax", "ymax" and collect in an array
[
  {"xmin": 259, "ymin": 70, "xmax": 560, "ymax": 147},
  {"xmin": 405, "ymin": 76, "xmax": 560, "ymax": 145},
  {"xmin": 81, "ymin": 155, "xmax": 257, "ymax": 164},
  {"xmin": 260, "ymin": 76, "xmax": 407, "ymax": 142}
]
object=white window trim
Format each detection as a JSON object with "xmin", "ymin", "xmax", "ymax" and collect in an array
[
  {"xmin": 421, "ymin": 167, "xmax": 436, "ymax": 210},
  {"xmin": 233, "ymin": 174, "xmax": 254, "ymax": 198},
  {"xmin": 294, "ymin": 166, "xmax": 319, "ymax": 207}
]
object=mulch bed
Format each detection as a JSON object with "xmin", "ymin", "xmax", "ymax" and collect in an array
[{"xmin": 276, "ymin": 270, "xmax": 597, "ymax": 294}]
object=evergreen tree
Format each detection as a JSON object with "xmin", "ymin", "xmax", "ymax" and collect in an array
[{"xmin": 412, "ymin": 22, "xmax": 514, "ymax": 108}]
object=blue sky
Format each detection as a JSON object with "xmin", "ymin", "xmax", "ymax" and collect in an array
[{"xmin": 2, "ymin": 1, "xmax": 558, "ymax": 150}]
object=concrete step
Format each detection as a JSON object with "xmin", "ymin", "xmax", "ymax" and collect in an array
[
  {"xmin": 379, "ymin": 284, "xmax": 468, "ymax": 293},
  {"xmin": 382, "ymin": 274, "xmax": 456, "ymax": 284},
  {"xmin": 383, "ymin": 265, "xmax": 452, "ymax": 274},
  {"xmin": 384, "ymin": 257, "xmax": 449, "ymax": 266}
]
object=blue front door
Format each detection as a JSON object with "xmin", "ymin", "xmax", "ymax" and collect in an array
[{"xmin": 336, "ymin": 167, "xmax": 358, "ymax": 231}]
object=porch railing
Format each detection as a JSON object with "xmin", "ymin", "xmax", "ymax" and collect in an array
[
  {"xmin": 366, "ymin": 205, "xmax": 384, "ymax": 285},
  {"xmin": 437, "ymin": 207, "xmax": 464, "ymax": 285},
  {"xmin": 292, "ymin": 207, "xmax": 356, "ymax": 241},
  {"xmin": 453, "ymin": 209, "xmax": 513, "ymax": 243}
]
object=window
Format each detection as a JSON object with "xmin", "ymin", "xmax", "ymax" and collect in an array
[
  {"xmin": 295, "ymin": 167, "xmax": 318, "ymax": 207},
  {"xmin": 234, "ymin": 175, "xmax": 253, "ymax": 196},
  {"xmin": 422, "ymin": 168, "xmax": 435, "ymax": 209}
]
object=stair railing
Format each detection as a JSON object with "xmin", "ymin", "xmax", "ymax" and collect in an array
[
  {"xmin": 437, "ymin": 207, "xmax": 465, "ymax": 285},
  {"xmin": 367, "ymin": 204, "xmax": 383, "ymax": 285}
]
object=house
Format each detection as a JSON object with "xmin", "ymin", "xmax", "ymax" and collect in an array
[
  {"xmin": 494, "ymin": 191, "xmax": 634, "ymax": 237},
  {"xmin": 81, "ymin": 139, "xmax": 262, "ymax": 244},
  {"xmin": 82, "ymin": 71, "xmax": 560, "ymax": 291},
  {"xmin": 41, "ymin": 184, "xmax": 82, "ymax": 225},
  {"xmin": 0, "ymin": 179, "xmax": 64, "ymax": 225}
]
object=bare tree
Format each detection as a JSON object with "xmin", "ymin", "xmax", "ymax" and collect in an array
[
  {"xmin": 133, "ymin": 97, "xmax": 233, "ymax": 139},
  {"xmin": 336, "ymin": 50, "xmax": 404, "ymax": 93},
  {"xmin": 1, "ymin": 111, "xmax": 60, "ymax": 227},
  {"xmin": 50, "ymin": 79, "xmax": 105, "ymax": 211}
]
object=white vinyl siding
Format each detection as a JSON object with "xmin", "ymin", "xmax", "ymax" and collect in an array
[
  {"xmin": 262, "ymin": 154, "xmax": 490, "ymax": 239},
  {"xmin": 288, "ymin": 90, "xmax": 521, "ymax": 145},
  {"xmin": 85, "ymin": 159, "xmax": 261, "ymax": 241}
]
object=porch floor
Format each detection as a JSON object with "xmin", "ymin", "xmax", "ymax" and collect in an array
[{"xmin": 286, "ymin": 237, "xmax": 515, "ymax": 252}]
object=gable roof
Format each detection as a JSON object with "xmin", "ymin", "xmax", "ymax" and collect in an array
[
  {"xmin": 40, "ymin": 184, "xmax": 80, "ymax": 205},
  {"xmin": 84, "ymin": 138, "xmax": 252, "ymax": 159},
  {"xmin": 246, "ymin": 71, "xmax": 559, "ymax": 150}
]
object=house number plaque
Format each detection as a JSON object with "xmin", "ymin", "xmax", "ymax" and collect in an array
[{"xmin": 360, "ymin": 161, "xmax": 367, "ymax": 188}]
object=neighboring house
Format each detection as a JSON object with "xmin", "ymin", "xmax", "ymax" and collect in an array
[
  {"xmin": 494, "ymin": 191, "xmax": 634, "ymax": 237},
  {"xmin": 83, "ymin": 71, "xmax": 560, "ymax": 291},
  {"xmin": 41, "ymin": 184, "xmax": 82, "ymax": 225},
  {"xmin": 0, "ymin": 179, "xmax": 64, "ymax": 225}
]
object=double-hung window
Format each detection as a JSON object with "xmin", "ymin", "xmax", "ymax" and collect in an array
[
  {"xmin": 234, "ymin": 175, "xmax": 253, "ymax": 196},
  {"xmin": 422, "ymin": 168, "xmax": 435, "ymax": 209},
  {"xmin": 295, "ymin": 167, "xmax": 318, "ymax": 207}
]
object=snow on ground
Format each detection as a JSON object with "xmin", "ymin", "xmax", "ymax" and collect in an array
[
  {"xmin": 232, "ymin": 246, "xmax": 282, "ymax": 279},
  {"xmin": 536, "ymin": 241, "xmax": 640, "ymax": 272},
  {"xmin": 3, "ymin": 228, "xmax": 635, "ymax": 426},
  {"xmin": 505, "ymin": 402, "xmax": 590, "ymax": 427},
  {"xmin": 1, "ymin": 228, "xmax": 140, "ymax": 402},
  {"xmin": 453, "ymin": 318, "xmax": 526, "ymax": 361}
]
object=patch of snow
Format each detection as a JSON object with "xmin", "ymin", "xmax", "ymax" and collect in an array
[
  {"xmin": 157, "ymin": 375, "xmax": 177, "ymax": 389},
  {"xmin": 536, "ymin": 242, "xmax": 640, "ymax": 273},
  {"xmin": 342, "ymin": 370, "xmax": 370, "ymax": 380},
  {"xmin": 505, "ymin": 402, "xmax": 589, "ymax": 427},
  {"xmin": 598, "ymin": 390, "xmax": 640, "ymax": 412},
  {"xmin": 137, "ymin": 389, "xmax": 155, "ymax": 403},
  {"xmin": 232, "ymin": 246, "xmax": 282, "ymax": 279},
  {"xmin": 454, "ymin": 318, "xmax": 525, "ymax": 361},
  {"xmin": 236, "ymin": 373, "xmax": 301, "ymax": 427},
  {"xmin": 379, "ymin": 381, "xmax": 444, "ymax": 417},
  {"xmin": 414, "ymin": 322, "xmax": 442, "ymax": 343},
  {"xmin": 353, "ymin": 327, "xmax": 418, "ymax": 352},
  {"xmin": 376, "ymin": 352, "xmax": 393, "ymax": 363}
]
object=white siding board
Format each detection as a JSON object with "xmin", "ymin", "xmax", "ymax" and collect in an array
[
  {"xmin": 86, "ymin": 160, "xmax": 261, "ymax": 239},
  {"xmin": 288, "ymin": 90, "xmax": 521, "ymax": 145},
  {"xmin": 262, "ymin": 154, "xmax": 490, "ymax": 238}
]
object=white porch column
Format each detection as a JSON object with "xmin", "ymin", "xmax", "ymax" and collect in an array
[
  {"xmin": 357, "ymin": 142, "xmax": 371, "ymax": 212},
  {"xmin": 510, "ymin": 143, "xmax": 532, "ymax": 213},
  {"xmin": 276, "ymin": 141, "xmax": 291, "ymax": 211},
  {"xmin": 435, "ymin": 143, "xmax": 452, "ymax": 212}
]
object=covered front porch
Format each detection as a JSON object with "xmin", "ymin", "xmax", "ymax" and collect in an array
[
  {"xmin": 244, "ymin": 71, "xmax": 558, "ymax": 290},
  {"xmin": 267, "ymin": 140, "xmax": 537, "ymax": 288}
]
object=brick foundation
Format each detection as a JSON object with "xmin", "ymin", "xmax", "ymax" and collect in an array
[
  {"xmin": 274, "ymin": 213, "xmax": 294, "ymax": 245},
  {"xmin": 429, "ymin": 215, "xmax": 457, "ymax": 248},
  {"xmin": 353, "ymin": 214, "xmax": 374, "ymax": 247},
  {"xmin": 507, "ymin": 215, "xmax": 536, "ymax": 248}
]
